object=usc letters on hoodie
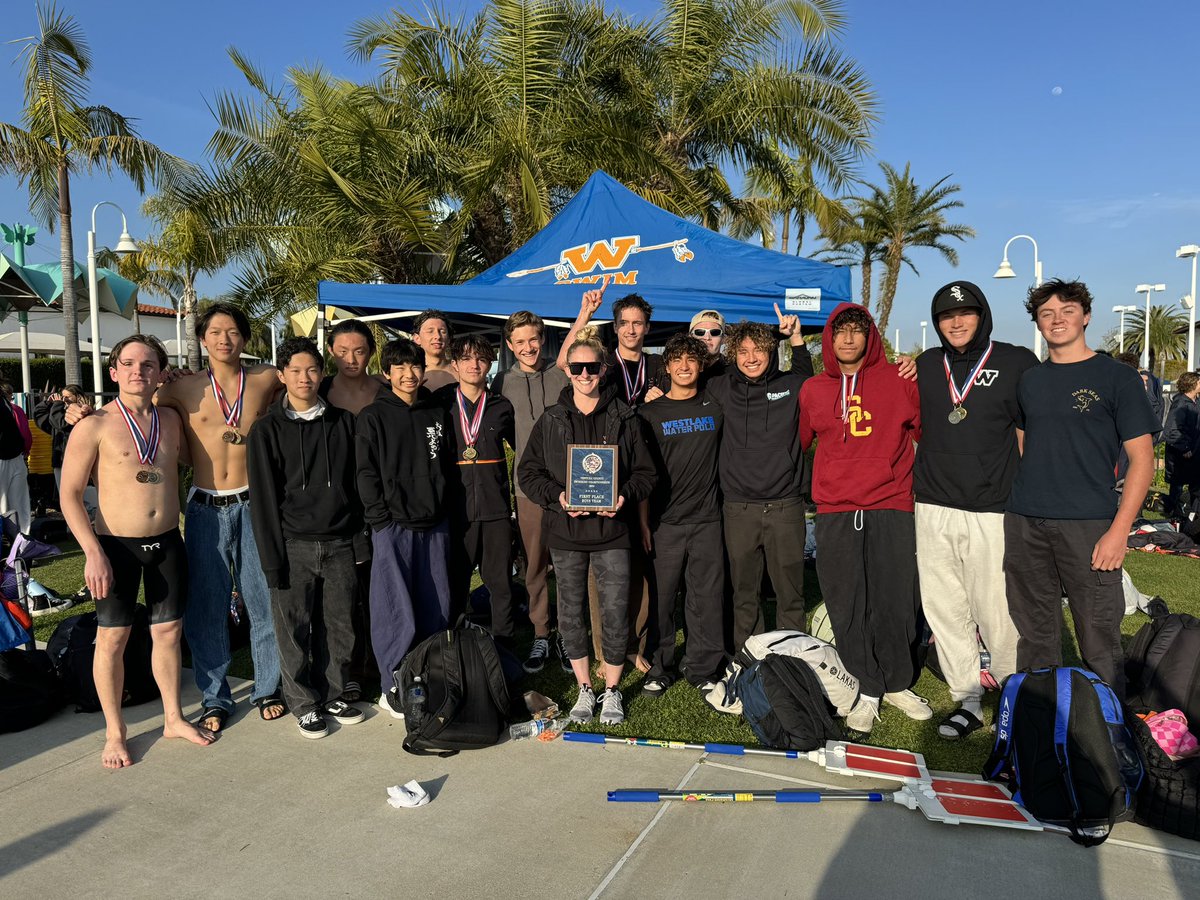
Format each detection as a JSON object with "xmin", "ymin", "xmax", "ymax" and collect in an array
[{"xmin": 799, "ymin": 303, "xmax": 920, "ymax": 513}]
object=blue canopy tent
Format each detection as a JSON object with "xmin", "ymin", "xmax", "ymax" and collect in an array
[{"xmin": 317, "ymin": 171, "xmax": 850, "ymax": 337}]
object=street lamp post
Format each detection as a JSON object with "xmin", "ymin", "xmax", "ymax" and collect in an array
[
  {"xmin": 1178, "ymin": 245, "xmax": 1199, "ymax": 371},
  {"xmin": 1135, "ymin": 283, "xmax": 1166, "ymax": 370},
  {"xmin": 1111, "ymin": 305, "xmax": 1138, "ymax": 353},
  {"xmin": 87, "ymin": 202, "xmax": 139, "ymax": 404},
  {"xmin": 920, "ymin": 321, "xmax": 928, "ymax": 352},
  {"xmin": 993, "ymin": 234, "xmax": 1045, "ymax": 360}
]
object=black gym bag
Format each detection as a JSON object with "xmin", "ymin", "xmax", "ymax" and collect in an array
[
  {"xmin": 0, "ymin": 647, "xmax": 63, "ymax": 732},
  {"xmin": 45, "ymin": 607, "xmax": 160, "ymax": 713},
  {"xmin": 1125, "ymin": 610, "xmax": 1200, "ymax": 725}
]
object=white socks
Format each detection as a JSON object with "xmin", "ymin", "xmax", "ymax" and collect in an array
[{"xmin": 386, "ymin": 780, "xmax": 431, "ymax": 808}]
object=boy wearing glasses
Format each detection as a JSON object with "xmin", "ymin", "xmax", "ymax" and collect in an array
[
  {"xmin": 800, "ymin": 304, "xmax": 926, "ymax": 734},
  {"xmin": 690, "ymin": 310, "xmax": 728, "ymax": 386}
]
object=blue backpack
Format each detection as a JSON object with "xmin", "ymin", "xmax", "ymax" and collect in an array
[{"xmin": 983, "ymin": 666, "xmax": 1143, "ymax": 846}]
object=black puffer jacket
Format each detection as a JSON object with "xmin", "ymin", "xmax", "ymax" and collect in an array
[{"xmin": 518, "ymin": 385, "xmax": 656, "ymax": 551}]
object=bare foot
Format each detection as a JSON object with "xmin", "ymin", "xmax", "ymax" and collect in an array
[
  {"xmin": 628, "ymin": 654, "xmax": 651, "ymax": 674},
  {"xmin": 164, "ymin": 719, "xmax": 216, "ymax": 746},
  {"xmin": 101, "ymin": 734, "xmax": 133, "ymax": 769}
]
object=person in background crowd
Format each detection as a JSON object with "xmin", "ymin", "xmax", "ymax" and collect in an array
[
  {"xmin": 1163, "ymin": 371, "xmax": 1200, "ymax": 517},
  {"xmin": 356, "ymin": 338, "xmax": 453, "ymax": 719},
  {"xmin": 156, "ymin": 302, "xmax": 285, "ymax": 733},
  {"xmin": 492, "ymin": 310, "xmax": 572, "ymax": 674},
  {"xmin": 434, "ymin": 335, "xmax": 517, "ymax": 638},
  {"xmin": 248, "ymin": 338, "xmax": 366, "ymax": 740},
  {"xmin": 912, "ymin": 281, "xmax": 1038, "ymax": 740},
  {"xmin": 519, "ymin": 327, "xmax": 656, "ymax": 725},
  {"xmin": 639, "ymin": 333, "xmax": 727, "ymax": 695},
  {"xmin": 1004, "ymin": 280, "xmax": 1158, "ymax": 699},
  {"xmin": 411, "ymin": 309, "xmax": 458, "ymax": 391},
  {"xmin": 0, "ymin": 380, "xmax": 32, "ymax": 534},
  {"xmin": 60, "ymin": 335, "xmax": 214, "ymax": 767},
  {"xmin": 801, "ymin": 303, "xmax": 927, "ymax": 734},
  {"xmin": 690, "ymin": 309, "xmax": 727, "ymax": 387}
]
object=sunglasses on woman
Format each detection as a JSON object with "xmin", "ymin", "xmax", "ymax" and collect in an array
[
  {"xmin": 692, "ymin": 327, "xmax": 723, "ymax": 338},
  {"xmin": 568, "ymin": 361, "xmax": 603, "ymax": 376}
]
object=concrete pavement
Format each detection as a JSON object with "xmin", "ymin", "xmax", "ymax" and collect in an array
[{"xmin": 2, "ymin": 671, "xmax": 1198, "ymax": 899}]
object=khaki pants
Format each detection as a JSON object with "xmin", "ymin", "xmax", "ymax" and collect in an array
[{"xmin": 915, "ymin": 502, "xmax": 1017, "ymax": 702}]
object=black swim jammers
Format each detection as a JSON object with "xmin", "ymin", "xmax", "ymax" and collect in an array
[{"xmin": 94, "ymin": 528, "xmax": 188, "ymax": 628}]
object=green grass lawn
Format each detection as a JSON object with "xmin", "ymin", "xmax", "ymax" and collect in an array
[{"xmin": 26, "ymin": 526, "xmax": 1199, "ymax": 775}]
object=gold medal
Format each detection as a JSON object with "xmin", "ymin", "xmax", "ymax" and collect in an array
[
  {"xmin": 463, "ymin": 446, "xmax": 478, "ymax": 461},
  {"xmin": 948, "ymin": 406, "xmax": 967, "ymax": 425},
  {"xmin": 223, "ymin": 429, "xmax": 243, "ymax": 445}
]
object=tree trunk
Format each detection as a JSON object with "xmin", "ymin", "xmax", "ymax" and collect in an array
[
  {"xmin": 781, "ymin": 211, "xmax": 790, "ymax": 255},
  {"xmin": 132, "ymin": 306, "xmax": 142, "ymax": 335},
  {"xmin": 794, "ymin": 213, "xmax": 805, "ymax": 255},
  {"xmin": 184, "ymin": 275, "xmax": 201, "ymax": 370},
  {"xmin": 58, "ymin": 163, "xmax": 81, "ymax": 387},
  {"xmin": 875, "ymin": 243, "xmax": 903, "ymax": 332},
  {"xmin": 860, "ymin": 250, "xmax": 873, "ymax": 309}
]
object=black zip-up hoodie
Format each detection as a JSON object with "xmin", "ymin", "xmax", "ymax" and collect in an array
[
  {"xmin": 247, "ymin": 400, "xmax": 363, "ymax": 589},
  {"xmin": 432, "ymin": 383, "xmax": 516, "ymax": 522},
  {"xmin": 517, "ymin": 384, "xmax": 656, "ymax": 551},
  {"xmin": 913, "ymin": 286, "xmax": 1039, "ymax": 513},
  {"xmin": 706, "ymin": 349, "xmax": 813, "ymax": 503},
  {"xmin": 355, "ymin": 391, "xmax": 451, "ymax": 532}
]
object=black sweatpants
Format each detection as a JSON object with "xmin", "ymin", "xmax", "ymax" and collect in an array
[
  {"xmin": 648, "ymin": 519, "xmax": 727, "ymax": 685},
  {"xmin": 448, "ymin": 517, "xmax": 515, "ymax": 639},
  {"xmin": 1002, "ymin": 514, "xmax": 1126, "ymax": 699},
  {"xmin": 270, "ymin": 537, "xmax": 357, "ymax": 717},
  {"xmin": 815, "ymin": 509, "xmax": 921, "ymax": 698},
  {"xmin": 724, "ymin": 496, "xmax": 808, "ymax": 648}
]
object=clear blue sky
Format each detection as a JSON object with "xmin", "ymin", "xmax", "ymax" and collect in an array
[{"xmin": 3, "ymin": 1, "xmax": 1198, "ymax": 350}]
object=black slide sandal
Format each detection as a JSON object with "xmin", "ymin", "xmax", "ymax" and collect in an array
[{"xmin": 938, "ymin": 708, "xmax": 984, "ymax": 741}]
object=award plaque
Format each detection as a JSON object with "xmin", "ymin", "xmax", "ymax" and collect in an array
[{"xmin": 565, "ymin": 444, "xmax": 619, "ymax": 512}]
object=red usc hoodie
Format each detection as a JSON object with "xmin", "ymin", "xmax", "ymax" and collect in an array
[{"xmin": 799, "ymin": 303, "xmax": 921, "ymax": 513}]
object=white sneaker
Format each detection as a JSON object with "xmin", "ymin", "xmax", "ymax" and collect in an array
[
  {"xmin": 845, "ymin": 696, "xmax": 880, "ymax": 733},
  {"xmin": 883, "ymin": 689, "xmax": 933, "ymax": 721},
  {"xmin": 598, "ymin": 688, "xmax": 625, "ymax": 725},
  {"xmin": 569, "ymin": 684, "xmax": 596, "ymax": 723},
  {"xmin": 377, "ymin": 690, "xmax": 405, "ymax": 720}
]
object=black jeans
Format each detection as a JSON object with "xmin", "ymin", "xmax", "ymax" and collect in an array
[
  {"xmin": 1003, "ymin": 514, "xmax": 1126, "ymax": 699},
  {"xmin": 815, "ymin": 509, "xmax": 921, "ymax": 697},
  {"xmin": 551, "ymin": 548, "xmax": 630, "ymax": 664},
  {"xmin": 648, "ymin": 520, "xmax": 727, "ymax": 684},
  {"xmin": 723, "ymin": 496, "xmax": 807, "ymax": 648},
  {"xmin": 449, "ymin": 517, "xmax": 515, "ymax": 638},
  {"xmin": 270, "ymin": 538, "xmax": 357, "ymax": 717}
]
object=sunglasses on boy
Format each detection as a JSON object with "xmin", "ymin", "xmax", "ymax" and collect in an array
[
  {"xmin": 568, "ymin": 361, "xmax": 603, "ymax": 376},
  {"xmin": 692, "ymin": 327, "xmax": 723, "ymax": 338}
]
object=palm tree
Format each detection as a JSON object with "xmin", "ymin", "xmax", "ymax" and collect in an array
[
  {"xmin": 817, "ymin": 197, "xmax": 887, "ymax": 308},
  {"xmin": 0, "ymin": 3, "xmax": 189, "ymax": 384},
  {"xmin": 857, "ymin": 162, "xmax": 974, "ymax": 332},
  {"xmin": 737, "ymin": 152, "xmax": 847, "ymax": 254},
  {"xmin": 1119, "ymin": 304, "xmax": 1189, "ymax": 372}
]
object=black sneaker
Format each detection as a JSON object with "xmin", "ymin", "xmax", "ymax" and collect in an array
[
  {"xmin": 323, "ymin": 699, "xmax": 365, "ymax": 725},
  {"xmin": 29, "ymin": 590, "xmax": 74, "ymax": 618},
  {"xmin": 642, "ymin": 676, "xmax": 671, "ymax": 697},
  {"xmin": 524, "ymin": 635, "xmax": 551, "ymax": 674},
  {"xmin": 297, "ymin": 710, "xmax": 328, "ymax": 740},
  {"xmin": 552, "ymin": 631, "xmax": 572, "ymax": 673}
]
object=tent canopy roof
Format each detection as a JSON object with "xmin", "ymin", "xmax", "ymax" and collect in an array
[{"xmin": 318, "ymin": 171, "xmax": 849, "ymax": 327}]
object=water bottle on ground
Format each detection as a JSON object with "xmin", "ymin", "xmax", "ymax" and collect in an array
[
  {"xmin": 406, "ymin": 676, "xmax": 426, "ymax": 722},
  {"xmin": 509, "ymin": 717, "xmax": 567, "ymax": 741}
]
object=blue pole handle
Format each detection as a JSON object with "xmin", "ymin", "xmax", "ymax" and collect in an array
[
  {"xmin": 608, "ymin": 791, "xmax": 660, "ymax": 802},
  {"xmin": 564, "ymin": 732, "xmax": 607, "ymax": 744},
  {"xmin": 775, "ymin": 792, "xmax": 823, "ymax": 803},
  {"xmin": 704, "ymin": 743, "xmax": 746, "ymax": 756}
]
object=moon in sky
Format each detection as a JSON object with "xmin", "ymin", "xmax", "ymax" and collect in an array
[{"xmin": 1051, "ymin": 86, "xmax": 1063, "ymax": 96}]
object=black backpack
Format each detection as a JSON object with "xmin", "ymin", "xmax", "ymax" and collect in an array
[
  {"xmin": 0, "ymin": 648, "xmax": 63, "ymax": 733},
  {"xmin": 394, "ymin": 622, "xmax": 510, "ymax": 756},
  {"xmin": 1125, "ymin": 611, "xmax": 1200, "ymax": 725},
  {"xmin": 725, "ymin": 653, "xmax": 843, "ymax": 751},
  {"xmin": 1127, "ymin": 710, "xmax": 1200, "ymax": 840},
  {"xmin": 1181, "ymin": 493, "xmax": 1200, "ymax": 541},
  {"xmin": 983, "ymin": 667, "xmax": 1143, "ymax": 846},
  {"xmin": 45, "ymin": 607, "xmax": 160, "ymax": 713}
]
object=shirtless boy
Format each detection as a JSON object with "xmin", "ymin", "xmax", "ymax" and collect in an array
[
  {"xmin": 411, "ymin": 309, "xmax": 457, "ymax": 391},
  {"xmin": 156, "ymin": 303, "xmax": 284, "ymax": 731},
  {"xmin": 61, "ymin": 335, "xmax": 214, "ymax": 768},
  {"xmin": 321, "ymin": 319, "xmax": 388, "ymax": 415}
]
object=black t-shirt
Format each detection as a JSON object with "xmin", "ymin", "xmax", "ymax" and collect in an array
[
  {"xmin": 601, "ymin": 351, "xmax": 668, "ymax": 407},
  {"xmin": 1008, "ymin": 354, "xmax": 1159, "ymax": 520},
  {"xmin": 639, "ymin": 392, "xmax": 723, "ymax": 525}
]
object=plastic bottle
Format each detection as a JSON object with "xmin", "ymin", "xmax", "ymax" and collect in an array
[
  {"xmin": 508, "ymin": 717, "xmax": 567, "ymax": 741},
  {"xmin": 406, "ymin": 676, "xmax": 426, "ymax": 722}
]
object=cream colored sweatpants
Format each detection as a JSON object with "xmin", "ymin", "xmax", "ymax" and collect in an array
[{"xmin": 915, "ymin": 502, "xmax": 1018, "ymax": 702}]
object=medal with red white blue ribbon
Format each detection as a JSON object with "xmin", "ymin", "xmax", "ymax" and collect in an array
[
  {"xmin": 115, "ymin": 397, "xmax": 162, "ymax": 484},
  {"xmin": 619, "ymin": 353, "xmax": 646, "ymax": 405},
  {"xmin": 210, "ymin": 367, "xmax": 246, "ymax": 444},
  {"xmin": 943, "ymin": 342, "xmax": 993, "ymax": 425},
  {"xmin": 456, "ymin": 387, "xmax": 486, "ymax": 461}
]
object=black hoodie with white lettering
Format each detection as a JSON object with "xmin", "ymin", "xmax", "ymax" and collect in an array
[{"xmin": 913, "ymin": 287, "xmax": 1038, "ymax": 513}]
